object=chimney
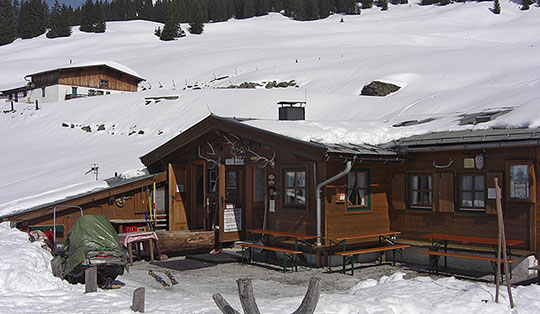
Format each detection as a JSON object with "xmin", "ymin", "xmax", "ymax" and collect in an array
[{"xmin": 278, "ymin": 101, "xmax": 306, "ymax": 121}]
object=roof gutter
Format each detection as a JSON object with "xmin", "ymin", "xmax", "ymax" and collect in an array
[
  {"xmin": 400, "ymin": 139, "xmax": 540, "ymax": 153},
  {"xmin": 315, "ymin": 161, "xmax": 352, "ymax": 245}
]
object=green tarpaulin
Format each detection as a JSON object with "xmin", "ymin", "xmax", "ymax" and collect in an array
[{"xmin": 63, "ymin": 215, "xmax": 127, "ymax": 275}]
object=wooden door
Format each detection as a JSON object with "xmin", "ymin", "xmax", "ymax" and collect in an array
[
  {"xmin": 219, "ymin": 165, "xmax": 244, "ymax": 242},
  {"xmin": 246, "ymin": 166, "xmax": 266, "ymax": 230},
  {"xmin": 189, "ymin": 161, "xmax": 206, "ymax": 230},
  {"xmin": 168, "ymin": 163, "xmax": 189, "ymax": 230}
]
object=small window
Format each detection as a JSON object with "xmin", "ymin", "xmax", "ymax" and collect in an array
[
  {"xmin": 100, "ymin": 80, "xmax": 109, "ymax": 88},
  {"xmin": 207, "ymin": 169, "xmax": 217, "ymax": 194},
  {"xmin": 347, "ymin": 170, "xmax": 370, "ymax": 210},
  {"xmin": 460, "ymin": 174, "xmax": 485, "ymax": 211},
  {"xmin": 409, "ymin": 174, "xmax": 433, "ymax": 209},
  {"xmin": 227, "ymin": 171, "xmax": 237, "ymax": 190},
  {"xmin": 284, "ymin": 169, "xmax": 306, "ymax": 208},
  {"xmin": 509, "ymin": 164, "xmax": 530, "ymax": 199}
]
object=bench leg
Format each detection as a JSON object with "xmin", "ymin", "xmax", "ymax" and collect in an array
[{"xmin": 342, "ymin": 255, "xmax": 346, "ymax": 274}]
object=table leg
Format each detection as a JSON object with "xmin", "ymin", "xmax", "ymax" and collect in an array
[
  {"xmin": 444, "ymin": 241, "xmax": 448, "ymax": 269},
  {"xmin": 149, "ymin": 239, "xmax": 154, "ymax": 261},
  {"xmin": 128, "ymin": 242, "xmax": 133, "ymax": 265}
]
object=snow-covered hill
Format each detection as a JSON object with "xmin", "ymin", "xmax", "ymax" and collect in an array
[{"xmin": 1, "ymin": 1, "xmax": 540, "ymax": 214}]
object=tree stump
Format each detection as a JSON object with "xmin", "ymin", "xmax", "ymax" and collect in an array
[
  {"xmin": 131, "ymin": 287, "xmax": 145, "ymax": 313},
  {"xmin": 85, "ymin": 266, "xmax": 97, "ymax": 293}
]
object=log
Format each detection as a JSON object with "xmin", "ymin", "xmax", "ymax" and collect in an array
[
  {"xmin": 237, "ymin": 278, "xmax": 261, "ymax": 314},
  {"xmin": 156, "ymin": 230, "xmax": 214, "ymax": 256},
  {"xmin": 212, "ymin": 293, "xmax": 241, "ymax": 314},
  {"xmin": 292, "ymin": 277, "xmax": 321, "ymax": 314},
  {"xmin": 131, "ymin": 287, "xmax": 145, "ymax": 313}
]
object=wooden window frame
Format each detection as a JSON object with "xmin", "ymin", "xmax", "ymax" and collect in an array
[
  {"xmin": 346, "ymin": 169, "xmax": 371, "ymax": 212},
  {"xmin": 282, "ymin": 167, "xmax": 307, "ymax": 210},
  {"xmin": 505, "ymin": 160, "xmax": 536, "ymax": 203},
  {"xmin": 408, "ymin": 173, "xmax": 433, "ymax": 210},
  {"xmin": 458, "ymin": 173, "xmax": 486, "ymax": 212},
  {"xmin": 100, "ymin": 79, "xmax": 109, "ymax": 88}
]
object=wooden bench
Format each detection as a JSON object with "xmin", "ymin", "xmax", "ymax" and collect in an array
[
  {"xmin": 420, "ymin": 250, "xmax": 516, "ymax": 281},
  {"xmin": 334, "ymin": 244, "xmax": 411, "ymax": 275},
  {"xmin": 238, "ymin": 242, "xmax": 303, "ymax": 272}
]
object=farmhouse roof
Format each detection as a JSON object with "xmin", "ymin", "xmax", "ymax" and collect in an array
[
  {"xmin": 25, "ymin": 61, "xmax": 145, "ymax": 82},
  {"xmin": 390, "ymin": 127, "xmax": 540, "ymax": 151},
  {"xmin": 140, "ymin": 114, "xmax": 400, "ymax": 167},
  {"xmin": 0, "ymin": 171, "xmax": 166, "ymax": 220}
]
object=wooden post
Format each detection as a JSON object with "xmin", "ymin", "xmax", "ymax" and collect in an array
[
  {"xmin": 495, "ymin": 178, "xmax": 514, "ymax": 308},
  {"xmin": 236, "ymin": 278, "xmax": 261, "ymax": 314},
  {"xmin": 212, "ymin": 293, "xmax": 240, "ymax": 314},
  {"xmin": 35, "ymin": 100, "xmax": 39, "ymax": 110},
  {"xmin": 292, "ymin": 277, "xmax": 321, "ymax": 314},
  {"xmin": 10, "ymin": 101, "xmax": 14, "ymax": 111},
  {"xmin": 85, "ymin": 266, "xmax": 97, "ymax": 293},
  {"xmin": 131, "ymin": 287, "xmax": 145, "ymax": 313}
]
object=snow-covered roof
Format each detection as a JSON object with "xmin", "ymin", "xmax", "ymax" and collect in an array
[{"xmin": 26, "ymin": 61, "xmax": 145, "ymax": 81}]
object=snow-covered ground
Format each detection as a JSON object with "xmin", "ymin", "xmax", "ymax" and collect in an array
[
  {"xmin": 1, "ymin": 221, "xmax": 539, "ymax": 313},
  {"xmin": 1, "ymin": 2, "xmax": 540, "ymax": 215}
]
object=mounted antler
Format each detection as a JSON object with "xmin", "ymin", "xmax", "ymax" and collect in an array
[
  {"xmin": 247, "ymin": 146, "xmax": 276, "ymax": 168},
  {"xmin": 197, "ymin": 142, "xmax": 221, "ymax": 168}
]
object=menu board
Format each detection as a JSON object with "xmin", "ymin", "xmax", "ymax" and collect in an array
[{"xmin": 223, "ymin": 206, "xmax": 242, "ymax": 232}]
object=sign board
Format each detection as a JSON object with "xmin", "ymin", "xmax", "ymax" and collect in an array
[
  {"xmin": 269, "ymin": 200, "xmax": 275, "ymax": 212},
  {"xmin": 225, "ymin": 158, "xmax": 245, "ymax": 166},
  {"xmin": 223, "ymin": 207, "xmax": 242, "ymax": 232}
]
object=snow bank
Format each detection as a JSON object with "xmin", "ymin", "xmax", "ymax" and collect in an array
[{"xmin": 0, "ymin": 222, "xmax": 65, "ymax": 293}]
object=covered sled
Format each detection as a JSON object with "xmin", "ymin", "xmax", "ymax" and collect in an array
[{"xmin": 60, "ymin": 215, "xmax": 128, "ymax": 288}]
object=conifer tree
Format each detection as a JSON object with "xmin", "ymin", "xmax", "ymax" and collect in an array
[
  {"xmin": 188, "ymin": 0, "xmax": 203, "ymax": 34},
  {"xmin": 521, "ymin": 0, "xmax": 531, "ymax": 10},
  {"xmin": 493, "ymin": 0, "xmax": 500, "ymax": 14},
  {"xmin": 0, "ymin": 0, "xmax": 17, "ymax": 46},
  {"xmin": 242, "ymin": 0, "xmax": 255, "ymax": 18},
  {"xmin": 381, "ymin": 0, "xmax": 388, "ymax": 10},
  {"xmin": 79, "ymin": 0, "xmax": 95, "ymax": 32},
  {"xmin": 94, "ymin": 0, "xmax": 106, "ymax": 32},
  {"xmin": 18, "ymin": 0, "xmax": 47, "ymax": 39},
  {"xmin": 361, "ymin": 0, "xmax": 373, "ymax": 9},
  {"xmin": 47, "ymin": 0, "xmax": 71, "ymax": 38},
  {"xmin": 160, "ymin": 6, "xmax": 179, "ymax": 40}
]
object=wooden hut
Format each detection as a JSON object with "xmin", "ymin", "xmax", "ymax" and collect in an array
[{"xmin": 1, "ymin": 61, "xmax": 145, "ymax": 104}]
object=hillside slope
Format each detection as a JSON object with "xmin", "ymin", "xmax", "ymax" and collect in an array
[{"xmin": 1, "ymin": 1, "xmax": 539, "ymax": 214}]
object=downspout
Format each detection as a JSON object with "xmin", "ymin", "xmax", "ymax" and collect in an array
[{"xmin": 316, "ymin": 161, "xmax": 352, "ymax": 245}]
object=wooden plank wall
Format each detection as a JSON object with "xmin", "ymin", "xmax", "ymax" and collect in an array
[
  {"xmin": 323, "ymin": 162, "xmax": 391, "ymax": 242},
  {"xmin": 265, "ymin": 153, "xmax": 319, "ymax": 235},
  {"xmin": 15, "ymin": 177, "xmax": 167, "ymax": 240},
  {"xmin": 388, "ymin": 147, "xmax": 536, "ymax": 251},
  {"xmin": 32, "ymin": 72, "xmax": 59, "ymax": 87},
  {"xmin": 58, "ymin": 66, "xmax": 139, "ymax": 91}
]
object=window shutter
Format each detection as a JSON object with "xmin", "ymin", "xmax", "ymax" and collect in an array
[
  {"xmin": 486, "ymin": 172, "xmax": 503, "ymax": 215},
  {"xmin": 392, "ymin": 172, "xmax": 406, "ymax": 210},
  {"xmin": 437, "ymin": 172, "xmax": 454, "ymax": 212}
]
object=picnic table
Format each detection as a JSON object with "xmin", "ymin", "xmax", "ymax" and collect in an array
[
  {"xmin": 242, "ymin": 229, "xmax": 318, "ymax": 271},
  {"xmin": 118, "ymin": 231, "xmax": 158, "ymax": 265},
  {"xmin": 420, "ymin": 233, "xmax": 524, "ymax": 281},
  {"xmin": 326, "ymin": 231, "xmax": 410, "ymax": 275}
]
